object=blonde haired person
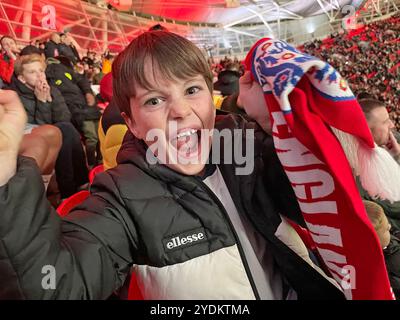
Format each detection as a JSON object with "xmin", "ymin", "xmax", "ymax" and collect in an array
[{"xmin": 12, "ymin": 53, "xmax": 89, "ymax": 199}]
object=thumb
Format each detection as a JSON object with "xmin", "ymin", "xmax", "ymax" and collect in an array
[{"xmin": 0, "ymin": 90, "xmax": 27, "ymax": 138}]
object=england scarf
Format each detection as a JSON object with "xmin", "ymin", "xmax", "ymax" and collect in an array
[{"xmin": 245, "ymin": 38, "xmax": 393, "ymax": 300}]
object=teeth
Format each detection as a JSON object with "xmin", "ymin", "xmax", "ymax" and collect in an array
[{"xmin": 176, "ymin": 129, "xmax": 197, "ymax": 139}]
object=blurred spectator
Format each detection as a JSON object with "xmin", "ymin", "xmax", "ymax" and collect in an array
[
  {"xmin": 92, "ymin": 63, "xmax": 104, "ymax": 85},
  {"xmin": 13, "ymin": 54, "xmax": 71, "ymax": 125},
  {"xmin": 213, "ymin": 69, "xmax": 240, "ymax": 97},
  {"xmin": 44, "ymin": 32, "xmax": 61, "ymax": 58},
  {"xmin": 148, "ymin": 23, "xmax": 168, "ymax": 31},
  {"xmin": 58, "ymin": 33, "xmax": 80, "ymax": 64},
  {"xmin": 82, "ymin": 50, "xmax": 95, "ymax": 66},
  {"xmin": 11, "ymin": 53, "xmax": 89, "ymax": 199},
  {"xmin": 46, "ymin": 56, "xmax": 101, "ymax": 167},
  {"xmin": 97, "ymin": 72, "xmax": 127, "ymax": 170},
  {"xmin": 359, "ymin": 98, "xmax": 400, "ymax": 161},
  {"xmin": 102, "ymin": 52, "xmax": 114, "ymax": 75},
  {"xmin": 0, "ymin": 36, "xmax": 19, "ymax": 86}
]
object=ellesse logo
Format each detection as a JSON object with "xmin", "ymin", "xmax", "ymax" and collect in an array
[{"xmin": 163, "ymin": 228, "xmax": 208, "ymax": 252}]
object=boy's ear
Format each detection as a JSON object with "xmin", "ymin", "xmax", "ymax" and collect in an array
[
  {"xmin": 17, "ymin": 74, "xmax": 26, "ymax": 84},
  {"xmin": 122, "ymin": 112, "xmax": 142, "ymax": 139}
]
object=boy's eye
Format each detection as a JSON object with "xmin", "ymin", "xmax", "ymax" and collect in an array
[
  {"xmin": 186, "ymin": 86, "xmax": 200, "ymax": 95},
  {"xmin": 144, "ymin": 97, "xmax": 163, "ymax": 107}
]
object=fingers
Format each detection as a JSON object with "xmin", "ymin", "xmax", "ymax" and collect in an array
[
  {"xmin": 0, "ymin": 89, "xmax": 27, "ymax": 131},
  {"xmin": 0, "ymin": 90, "xmax": 25, "ymax": 113}
]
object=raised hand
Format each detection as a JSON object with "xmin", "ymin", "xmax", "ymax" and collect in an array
[
  {"xmin": 238, "ymin": 71, "xmax": 271, "ymax": 133},
  {"xmin": 85, "ymin": 93, "xmax": 96, "ymax": 107},
  {"xmin": 386, "ymin": 130, "xmax": 400, "ymax": 160},
  {"xmin": 0, "ymin": 90, "xmax": 27, "ymax": 186},
  {"xmin": 42, "ymin": 80, "xmax": 52, "ymax": 102},
  {"xmin": 34, "ymin": 80, "xmax": 49, "ymax": 103}
]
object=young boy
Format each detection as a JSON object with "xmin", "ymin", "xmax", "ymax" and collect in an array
[
  {"xmin": 0, "ymin": 31, "xmax": 345, "ymax": 299},
  {"xmin": 11, "ymin": 53, "xmax": 89, "ymax": 199}
]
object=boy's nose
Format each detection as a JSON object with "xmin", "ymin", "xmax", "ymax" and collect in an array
[{"xmin": 170, "ymin": 100, "xmax": 192, "ymax": 119}]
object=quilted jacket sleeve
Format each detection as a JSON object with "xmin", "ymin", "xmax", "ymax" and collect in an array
[{"xmin": 0, "ymin": 157, "xmax": 136, "ymax": 299}]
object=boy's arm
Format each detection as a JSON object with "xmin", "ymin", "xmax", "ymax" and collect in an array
[
  {"xmin": 0, "ymin": 156, "xmax": 135, "ymax": 299},
  {"xmin": 0, "ymin": 90, "xmax": 134, "ymax": 299}
]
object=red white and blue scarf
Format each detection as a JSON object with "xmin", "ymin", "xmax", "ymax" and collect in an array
[{"xmin": 245, "ymin": 38, "xmax": 393, "ymax": 300}]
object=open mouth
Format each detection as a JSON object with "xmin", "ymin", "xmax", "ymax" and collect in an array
[{"xmin": 171, "ymin": 128, "xmax": 202, "ymax": 160}]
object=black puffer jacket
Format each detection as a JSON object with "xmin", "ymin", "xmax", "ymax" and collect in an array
[
  {"xmin": 44, "ymin": 40, "xmax": 59, "ymax": 59},
  {"xmin": 46, "ymin": 61, "xmax": 101, "ymax": 127},
  {"xmin": 11, "ymin": 79, "xmax": 71, "ymax": 125},
  {"xmin": 384, "ymin": 235, "xmax": 400, "ymax": 299},
  {"xmin": 0, "ymin": 114, "xmax": 345, "ymax": 300}
]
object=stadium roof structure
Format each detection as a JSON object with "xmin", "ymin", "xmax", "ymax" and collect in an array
[{"xmin": 0, "ymin": 0, "xmax": 399, "ymax": 57}]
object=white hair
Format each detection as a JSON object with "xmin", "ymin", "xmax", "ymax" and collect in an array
[{"xmin": 331, "ymin": 127, "xmax": 400, "ymax": 203}]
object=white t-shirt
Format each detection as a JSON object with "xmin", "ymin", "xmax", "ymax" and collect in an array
[{"xmin": 203, "ymin": 166, "xmax": 284, "ymax": 300}]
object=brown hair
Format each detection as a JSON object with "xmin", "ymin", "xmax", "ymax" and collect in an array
[
  {"xmin": 14, "ymin": 53, "xmax": 45, "ymax": 76},
  {"xmin": 359, "ymin": 99, "xmax": 386, "ymax": 121},
  {"xmin": 112, "ymin": 31, "xmax": 213, "ymax": 116}
]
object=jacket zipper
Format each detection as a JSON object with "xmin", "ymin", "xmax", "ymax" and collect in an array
[{"xmin": 194, "ymin": 177, "xmax": 261, "ymax": 300}]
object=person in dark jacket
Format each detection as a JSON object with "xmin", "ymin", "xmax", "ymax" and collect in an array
[
  {"xmin": 0, "ymin": 36, "xmax": 19, "ymax": 86},
  {"xmin": 12, "ymin": 53, "xmax": 88, "ymax": 199},
  {"xmin": 46, "ymin": 57, "xmax": 101, "ymax": 166},
  {"xmin": 364, "ymin": 200, "xmax": 400, "ymax": 299},
  {"xmin": 0, "ymin": 32, "xmax": 346, "ymax": 300},
  {"xmin": 356, "ymin": 98, "xmax": 400, "ymax": 236},
  {"xmin": 44, "ymin": 32, "xmax": 61, "ymax": 58},
  {"xmin": 58, "ymin": 33, "xmax": 80, "ymax": 64}
]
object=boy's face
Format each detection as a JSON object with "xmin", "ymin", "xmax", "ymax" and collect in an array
[
  {"xmin": 18, "ymin": 61, "xmax": 47, "ymax": 90},
  {"xmin": 376, "ymin": 214, "xmax": 391, "ymax": 249},
  {"xmin": 123, "ymin": 61, "xmax": 215, "ymax": 176}
]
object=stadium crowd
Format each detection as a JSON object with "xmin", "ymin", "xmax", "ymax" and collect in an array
[
  {"xmin": 301, "ymin": 13, "xmax": 400, "ymax": 129},
  {"xmin": 0, "ymin": 13, "xmax": 399, "ymax": 300}
]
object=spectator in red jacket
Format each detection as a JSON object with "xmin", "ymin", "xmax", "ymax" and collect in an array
[{"xmin": 0, "ymin": 36, "xmax": 19, "ymax": 86}]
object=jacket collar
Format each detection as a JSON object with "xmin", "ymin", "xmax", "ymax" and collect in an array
[
  {"xmin": 13, "ymin": 79, "xmax": 35, "ymax": 99},
  {"xmin": 116, "ymin": 131, "xmax": 204, "ymax": 191}
]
